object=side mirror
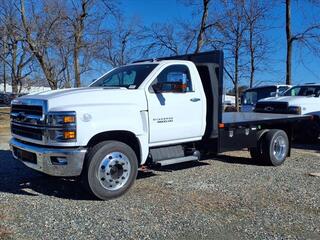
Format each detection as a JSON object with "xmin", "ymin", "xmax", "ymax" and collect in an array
[
  {"xmin": 152, "ymin": 82, "xmax": 187, "ymax": 93},
  {"xmin": 173, "ymin": 82, "xmax": 187, "ymax": 93},
  {"xmin": 152, "ymin": 82, "xmax": 162, "ymax": 93}
]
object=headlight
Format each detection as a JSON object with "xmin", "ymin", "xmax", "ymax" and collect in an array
[
  {"xmin": 288, "ymin": 106, "xmax": 301, "ymax": 115},
  {"xmin": 47, "ymin": 111, "xmax": 77, "ymax": 142},
  {"xmin": 47, "ymin": 111, "xmax": 76, "ymax": 126}
]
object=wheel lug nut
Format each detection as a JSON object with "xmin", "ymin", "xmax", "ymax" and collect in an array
[
  {"xmin": 109, "ymin": 179, "xmax": 113, "ymax": 182},
  {"xmin": 101, "ymin": 165, "xmax": 105, "ymax": 170},
  {"xmin": 121, "ymin": 176, "xmax": 125, "ymax": 179},
  {"xmin": 101, "ymin": 178, "xmax": 105, "ymax": 181},
  {"xmin": 115, "ymin": 181, "xmax": 119, "ymax": 184},
  {"xmin": 106, "ymin": 172, "xmax": 110, "ymax": 175},
  {"xmin": 108, "ymin": 156, "xmax": 112, "ymax": 159}
]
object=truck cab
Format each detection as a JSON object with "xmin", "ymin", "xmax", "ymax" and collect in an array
[
  {"xmin": 10, "ymin": 51, "xmax": 309, "ymax": 200},
  {"xmin": 255, "ymin": 83, "xmax": 320, "ymax": 140},
  {"xmin": 241, "ymin": 85, "xmax": 291, "ymax": 112}
]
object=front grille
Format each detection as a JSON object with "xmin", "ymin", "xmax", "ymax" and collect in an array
[
  {"xmin": 11, "ymin": 123, "xmax": 43, "ymax": 140},
  {"xmin": 13, "ymin": 147, "xmax": 37, "ymax": 164},
  {"xmin": 254, "ymin": 102, "xmax": 289, "ymax": 113},
  {"xmin": 10, "ymin": 100, "xmax": 46, "ymax": 142},
  {"xmin": 11, "ymin": 104, "xmax": 43, "ymax": 117}
]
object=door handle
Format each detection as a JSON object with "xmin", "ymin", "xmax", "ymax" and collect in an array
[{"xmin": 190, "ymin": 98, "xmax": 201, "ymax": 102}]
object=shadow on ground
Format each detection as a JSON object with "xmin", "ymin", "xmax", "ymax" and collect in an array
[
  {"xmin": 292, "ymin": 141, "xmax": 320, "ymax": 153},
  {"xmin": 1, "ymin": 140, "xmax": 318, "ymax": 200},
  {"xmin": 0, "ymin": 150, "xmax": 157, "ymax": 201},
  {"xmin": 154, "ymin": 161, "xmax": 210, "ymax": 172},
  {"xmin": 210, "ymin": 154, "xmax": 265, "ymax": 166}
]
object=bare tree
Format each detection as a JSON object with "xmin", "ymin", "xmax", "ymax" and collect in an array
[
  {"xmin": 68, "ymin": 0, "xmax": 90, "ymax": 88},
  {"xmin": 95, "ymin": 15, "xmax": 144, "ymax": 67},
  {"xmin": 62, "ymin": 0, "xmax": 117, "ymax": 86},
  {"xmin": 141, "ymin": 23, "xmax": 180, "ymax": 56},
  {"xmin": 0, "ymin": 26, "xmax": 8, "ymax": 92},
  {"xmin": 19, "ymin": 0, "xmax": 65, "ymax": 89},
  {"xmin": 244, "ymin": 0, "xmax": 270, "ymax": 88},
  {"xmin": 195, "ymin": 0, "xmax": 211, "ymax": 53},
  {"xmin": 0, "ymin": 1, "xmax": 33, "ymax": 93},
  {"xmin": 285, "ymin": 0, "xmax": 320, "ymax": 85},
  {"xmin": 216, "ymin": 0, "xmax": 247, "ymax": 111},
  {"xmin": 285, "ymin": 0, "xmax": 293, "ymax": 85}
]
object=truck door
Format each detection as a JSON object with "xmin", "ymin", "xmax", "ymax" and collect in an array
[{"xmin": 146, "ymin": 64, "xmax": 204, "ymax": 144}]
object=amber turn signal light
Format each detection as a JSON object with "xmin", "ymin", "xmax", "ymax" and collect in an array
[
  {"xmin": 63, "ymin": 116, "xmax": 75, "ymax": 123},
  {"xmin": 63, "ymin": 131, "xmax": 76, "ymax": 139}
]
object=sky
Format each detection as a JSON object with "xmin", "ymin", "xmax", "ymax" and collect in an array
[{"xmin": 119, "ymin": 0, "xmax": 320, "ymax": 89}]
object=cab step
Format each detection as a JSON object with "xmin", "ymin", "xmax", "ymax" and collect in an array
[{"xmin": 156, "ymin": 155, "xmax": 199, "ymax": 166}]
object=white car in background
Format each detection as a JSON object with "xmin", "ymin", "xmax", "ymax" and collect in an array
[
  {"xmin": 255, "ymin": 83, "xmax": 320, "ymax": 141},
  {"xmin": 241, "ymin": 85, "xmax": 291, "ymax": 112}
]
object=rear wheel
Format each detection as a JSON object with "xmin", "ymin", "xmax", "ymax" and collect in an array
[
  {"xmin": 305, "ymin": 119, "xmax": 320, "ymax": 143},
  {"xmin": 262, "ymin": 130, "xmax": 289, "ymax": 166},
  {"xmin": 295, "ymin": 118, "xmax": 320, "ymax": 143},
  {"xmin": 249, "ymin": 130, "xmax": 268, "ymax": 162},
  {"xmin": 82, "ymin": 141, "xmax": 138, "ymax": 200},
  {"xmin": 249, "ymin": 147, "xmax": 262, "ymax": 160}
]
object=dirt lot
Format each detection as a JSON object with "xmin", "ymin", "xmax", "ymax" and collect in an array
[
  {"xmin": 0, "ymin": 113, "xmax": 319, "ymax": 239},
  {"xmin": 0, "ymin": 108, "xmax": 10, "ymax": 148}
]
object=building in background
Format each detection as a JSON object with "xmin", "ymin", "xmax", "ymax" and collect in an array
[{"xmin": 0, "ymin": 84, "xmax": 51, "ymax": 94}]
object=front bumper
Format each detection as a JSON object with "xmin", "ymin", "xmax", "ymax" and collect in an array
[{"xmin": 10, "ymin": 138, "xmax": 87, "ymax": 177}]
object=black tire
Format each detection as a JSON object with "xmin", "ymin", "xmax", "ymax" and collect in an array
[
  {"xmin": 249, "ymin": 147, "xmax": 262, "ymax": 160},
  {"xmin": 305, "ymin": 119, "xmax": 320, "ymax": 143},
  {"xmin": 249, "ymin": 129, "xmax": 269, "ymax": 162},
  {"xmin": 261, "ymin": 129, "xmax": 289, "ymax": 166},
  {"xmin": 82, "ymin": 141, "xmax": 138, "ymax": 200},
  {"xmin": 294, "ymin": 118, "xmax": 320, "ymax": 143}
]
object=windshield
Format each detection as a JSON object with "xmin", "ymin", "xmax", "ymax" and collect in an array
[
  {"xmin": 242, "ymin": 86, "xmax": 277, "ymax": 105},
  {"xmin": 284, "ymin": 86, "xmax": 320, "ymax": 96},
  {"xmin": 90, "ymin": 64, "xmax": 158, "ymax": 89},
  {"xmin": 278, "ymin": 86, "xmax": 290, "ymax": 94}
]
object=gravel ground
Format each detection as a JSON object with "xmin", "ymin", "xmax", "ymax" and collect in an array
[{"xmin": 0, "ymin": 113, "xmax": 319, "ymax": 239}]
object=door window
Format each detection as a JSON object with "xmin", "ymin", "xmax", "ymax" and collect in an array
[{"xmin": 150, "ymin": 65, "xmax": 193, "ymax": 93}]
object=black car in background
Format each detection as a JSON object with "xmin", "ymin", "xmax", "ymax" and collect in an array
[{"xmin": 0, "ymin": 92, "xmax": 27, "ymax": 106}]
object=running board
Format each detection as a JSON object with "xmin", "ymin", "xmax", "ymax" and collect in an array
[{"xmin": 156, "ymin": 156, "xmax": 199, "ymax": 166}]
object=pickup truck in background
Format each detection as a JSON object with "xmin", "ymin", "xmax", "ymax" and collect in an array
[
  {"xmin": 255, "ymin": 83, "xmax": 320, "ymax": 141},
  {"xmin": 9, "ymin": 51, "xmax": 310, "ymax": 200},
  {"xmin": 241, "ymin": 85, "xmax": 291, "ymax": 112}
]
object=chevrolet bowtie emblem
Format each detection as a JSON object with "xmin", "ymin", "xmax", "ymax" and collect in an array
[
  {"xmin": 264, "ymin": 106, "xmax": 274, "ymax": 111},
  {"xmin": 16, "ymin": 112, "xmax": 27, "ymax": 121}
]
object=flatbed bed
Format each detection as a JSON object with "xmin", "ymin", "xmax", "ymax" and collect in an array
[{"xmin": 222, "ymin": 112, "xmax": 311, "ymax": 127}]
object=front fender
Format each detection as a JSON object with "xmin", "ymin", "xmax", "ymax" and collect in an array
[{"xmin": 76, "ymin": 106, "xmax": 149, "ymax": 164}]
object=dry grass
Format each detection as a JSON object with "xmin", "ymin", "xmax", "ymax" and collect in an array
[
  {"xmin": 0, "ymin": 213, "xmax": 13, "ymax": 239},
  {"xmin": 0, "ymin": 108, "xmax": 10, "ymax": 144},
  {"xmin": 0, "ymin": 108, "xmax": 10, "ymax": 128},
  {"xmin": 0, "ymin": 228, "xmax": 12, "ymax": 239}
]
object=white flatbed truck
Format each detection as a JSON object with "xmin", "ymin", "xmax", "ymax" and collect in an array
[{"xmin": 10, "ymin": 51, "xmax": 310, "ymax": 200}]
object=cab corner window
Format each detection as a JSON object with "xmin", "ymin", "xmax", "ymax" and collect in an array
[{"xmin": 150, "ymin": 65, "xmax": 193, "ymax": 93}]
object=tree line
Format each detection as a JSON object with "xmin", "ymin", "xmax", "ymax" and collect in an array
[{"xmin": 0, "ymin": 0, "xmax": 320, "ymax": 110}]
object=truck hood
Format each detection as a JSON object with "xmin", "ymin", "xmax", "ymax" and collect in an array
[
  {"xmin": 259, "ymin": 96, "xmax": 318, "ymax": 106},
  {"xmin": 19, "ymin": 87, "xmax": 148, "ymax": 111}
]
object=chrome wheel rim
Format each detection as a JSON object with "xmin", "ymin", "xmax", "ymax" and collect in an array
[
  {"xmin": 98, "ymin": 152, "xmax": 131, "ymax": 191},
  {"xmin": 273, "ymin": 135, "xmax": 287, "ymax": 161}
]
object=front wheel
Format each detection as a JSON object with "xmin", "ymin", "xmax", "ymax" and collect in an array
[{"xmin": 82, "ymin": 141, "xmax": 138, "ymax": 200}]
